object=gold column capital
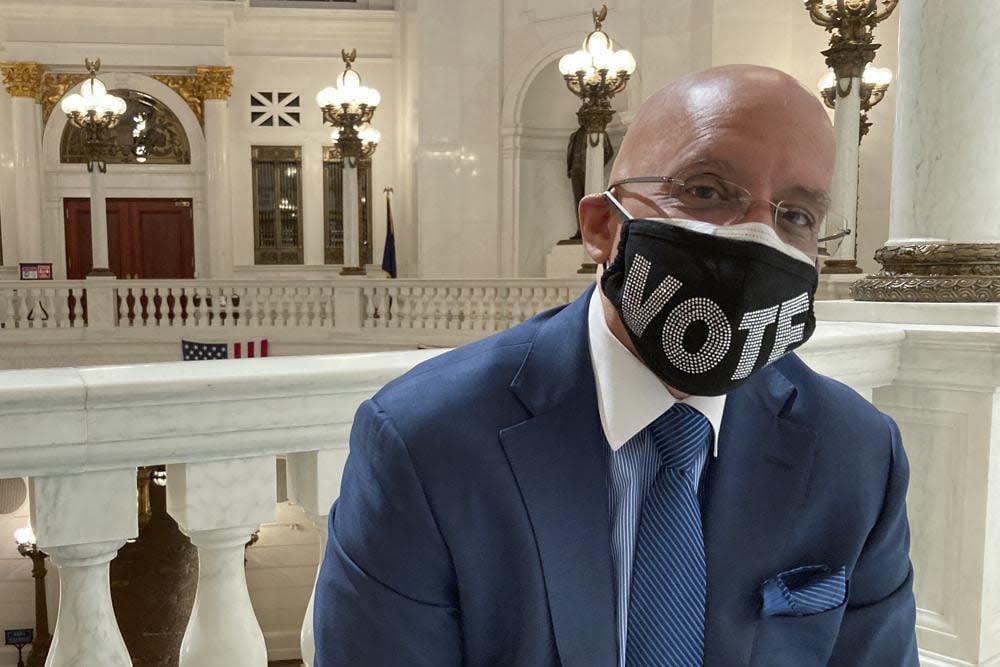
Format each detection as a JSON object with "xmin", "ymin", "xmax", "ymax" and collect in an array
[
  {"xmin": 195, "ymin": 65, "xmax": 233, "ymax": 101},
  {"xmin": 1, "ymin": 61, "xmax": 46, "ymax": 100}
]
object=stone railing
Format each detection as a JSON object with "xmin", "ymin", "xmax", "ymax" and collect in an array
[
  {"xmin": 0, "ymin": 321, "xmax": 909, "ymax": 667},
  {"xmin": 2, "ymin": 300, "xmax": 999, "ymax": 666},
  {"xmin": 0, "ymin": 278, "xmax": 591, "ymax": 370},
  {"xmin": 0, "ymin": 278, "xmax": 588, "ymax": 332}
]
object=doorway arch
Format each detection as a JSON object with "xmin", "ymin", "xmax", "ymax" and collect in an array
[{"xmin": 41, "ymin": 72, "xmax": 207, "ymax": 279}]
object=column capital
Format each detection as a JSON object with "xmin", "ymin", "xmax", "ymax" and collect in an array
[
  {"xmin": 196, "ymin": 65, "xmax": 234, "ymax": 101},
  {"xmin": 1, "ymin": 61, "xmax": 45, "ymax": 100}
]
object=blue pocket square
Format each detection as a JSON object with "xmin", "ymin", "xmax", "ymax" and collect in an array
[{"xmin": 760, "ymin": 564, "xmax": 848, "ymax": 618}]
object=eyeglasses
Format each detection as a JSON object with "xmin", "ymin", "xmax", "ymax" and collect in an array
[{"xmin": 608, "ymin": 174, "xmax": 846, "ymax": 247}]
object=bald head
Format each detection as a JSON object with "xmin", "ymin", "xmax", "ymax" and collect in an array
[
  {"xmin": 579, "ymin": 64, "xmax": 836, "ymax": 269},
  {"xmin": 611, "ymin": 64, "xmax": 834, "ymax": 185}
]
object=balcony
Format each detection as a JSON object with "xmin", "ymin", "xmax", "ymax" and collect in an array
[{"xmin": 1, "ymin": 285, "xmax": 998, "ymax": 665}]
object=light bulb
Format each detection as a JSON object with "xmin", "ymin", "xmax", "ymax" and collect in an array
[
  {"xmin": 14, "ymin": 526, "xmax": 34, "ymax": 545},
  {"xmin": 61, "ymin": 93, "xmax": 83, "ymax": 114},
  {"xmin": 338, "ymin": 69, "xmax": 362, "ymax": 89},
  {"xmin": 612, "ymin": 49, "xmax": 636, "ymax": 75},
  {"xmin": 584, "ymin": 30, "xmax": 612, "ymax": 55},
  {"xmin": 81, "ymin": 77, "xmax": 107, "ymax": 98},
  {"xmin": 329, "ymin": 127, "xmax": 341, "ymax": 142},
  {"xmin": 316, "ymin": 87, "xmax": 336, "ymax": 107},
  {"xmin": 818, "ymin": 70, "xmax": 836, "ymax": 91},
  {"xmin": 558, "ymin": 53, "xmax": 577, "ymax": 76}
]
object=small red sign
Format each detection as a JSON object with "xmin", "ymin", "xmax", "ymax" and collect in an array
[{"xmin": 19, "ymin": 263, "xmax": 53, "ymax": 280}]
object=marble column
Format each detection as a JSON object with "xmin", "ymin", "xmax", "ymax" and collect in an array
[
  {"xmin": 824, "ymin": 75, "xmax": 863, "ymax": 274},
  {"xmin": 340, "ymin": 160, "xmax": 364, "ymax": 275},
  {"xmin": 852, "ymin": 0, "xmax": 1000, "ymax": 301},
  {"xmin": 0, "ymin": 62, "xmax": 45, "ymax": 264},
  {"xmin": 166, "ymin": 456, "xmax": 275, "ymax": 667},
  {"xmin": 197, "ymin": 66, "xmax": 234, "ymax": 279},
  {"xmin": 88, "ymin": 166, "xmax": 113, "ymax": 275},
  {"xmin": 29, "ymin": 468, "xmax": 138, "ymax": 667}
]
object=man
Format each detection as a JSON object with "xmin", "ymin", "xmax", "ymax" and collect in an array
[{"xmin": 313, "ymin": 65, "xmax": 918, "ymax": 666}]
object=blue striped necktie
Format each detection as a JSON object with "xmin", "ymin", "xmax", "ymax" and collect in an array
[{"xmin": 626, "ymin": 402, "xmax": 712, "ymax": 667}]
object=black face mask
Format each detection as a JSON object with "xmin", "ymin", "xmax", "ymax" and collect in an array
[{"xmin": 599, "ymin": 191, "xmax": 819, "ymax": 396}]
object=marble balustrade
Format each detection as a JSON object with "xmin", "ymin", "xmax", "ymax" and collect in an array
[
  {"xmin": 0, "ymin": 278, "xmax": 589, "ymax": 333},
  {"xmin": 0, "ymin": 311, "xmax": 998, "ymax": 665}
]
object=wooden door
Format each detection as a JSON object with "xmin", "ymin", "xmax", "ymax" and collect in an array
[{"xmin": 63, "ymin": 198, "xmax": 194, "ymax": 279}]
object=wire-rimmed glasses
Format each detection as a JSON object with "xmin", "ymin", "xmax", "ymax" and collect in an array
[{"xmin": 608, "ymin": 174, "xmax": 847, "ymax": 252}]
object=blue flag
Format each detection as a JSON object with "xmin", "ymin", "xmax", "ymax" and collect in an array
[{"xmin": 381, "ymin": 193, "xmax": 397, "ymax": 278}]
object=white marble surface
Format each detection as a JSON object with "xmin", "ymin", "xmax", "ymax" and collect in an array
[
  {"xmin": 29, "ymin": 468, "xmax": 137, "ymax": 549},
  {"xmin": 888, "ymin": 0, "xmax": 1000, "ymax": 243},
  {"xmin": 180, "ymin": 526, "xmax": 267, "ymax": 667},
  {"xmin": 167, "ymin": 456, "xmax": 276, "ymax": 534},
  {"xmin": 46, "ymin": 541, "xmax": 131, "ymax": 667},
  {"xmin": 203, "ymin": 99, "xmax": 232, "ymax": 278},
  {"xmin": 828, "ymin": 76, "xmax": 862, "ymax": 262},
  {"xmin": 9, "ymin": 97, "xmax": 42, "ymax": 263}
]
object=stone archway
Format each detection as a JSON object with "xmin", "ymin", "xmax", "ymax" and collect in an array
[{"xmin": 40, "ymin": 72, "xmax": 208, "ymax": 280}]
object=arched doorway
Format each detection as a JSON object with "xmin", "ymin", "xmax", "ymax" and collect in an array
[
  {"xmin": 60, "ymin": 89, "xmax": 195, "ymax": 279},
  {"xmin": 41, "ymin": 72, "xmax": 206, "ymax": 280}
]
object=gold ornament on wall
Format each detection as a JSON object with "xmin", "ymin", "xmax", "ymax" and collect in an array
[
  {"xmin": 0, "ymin": 61, "xmax": 46, "ymax": 99},
  {"xmin": 195, "ymin": 65, "xmax": 233, "ymax": 101},
  {"xmin": 40, "ymin": 73, "xmax": 89, "ymax": 124}
]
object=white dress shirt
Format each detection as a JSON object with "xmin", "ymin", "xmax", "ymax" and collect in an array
[{"xmin": 586, "ymin": 284, "xmax": 726, "ymax": 667}]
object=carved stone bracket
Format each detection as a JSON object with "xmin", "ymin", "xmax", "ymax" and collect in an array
[
  {"xmin": 851, "ymin": 242, "xmax": 1000, "ymax": 302},
  {"xmin": 1, "ymin": 61, "xmax": 46, "ymax": 99}
]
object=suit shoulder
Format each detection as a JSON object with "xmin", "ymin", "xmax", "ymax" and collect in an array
[
  {"xmin": 369, "ymin": 303, "xmax": 566, "ymax": 433},
  {"xmin": 774, "ymin": 353, "xmax": 893, "ymax": 455}
]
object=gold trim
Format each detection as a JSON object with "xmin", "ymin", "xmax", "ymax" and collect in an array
[
  {"xmin": 852, "ymin": 242, "xmax": 1000, "ymax": 302},
  {"xmin": 150, "ymin": 74, "xmax": 205, "ymax": 126},
  {"xmin": 40, "ymin": 73, "xmax": 88, "ymax": 124},
  {"xmin": 195, "ymin": 65, "xmax": 233, "ymax": 101},
  {"xmin": 1, "ymin": 61, "xmax": 45, "ymax": 99}
]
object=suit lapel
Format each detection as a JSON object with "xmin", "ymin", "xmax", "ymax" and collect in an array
[
  {"xmin": 499, "ymin": 284, "xmax": 618, "ymax": 667},
  {"xmin": 702, "ymin": 359, "xmax": 818, "ymax": 666}
]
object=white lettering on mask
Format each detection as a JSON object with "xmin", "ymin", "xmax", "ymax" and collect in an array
[
  {"xmin": 661, "ymin": 298, "xmax": 732, "ymax": 374},
  {"xmin": 620, "ymin": 253, "xmax": 812, "ymax": 379},
  {"xmin": 731, "ymin": 305, "xmax": 780, "ymax": 381},
  {"xmin": 767, "ymin": 292, "xmax": 810, "ymax": 364},
  {"xmin": 621, "ymin": 254, "xmax": 682, "ymax": 337}
]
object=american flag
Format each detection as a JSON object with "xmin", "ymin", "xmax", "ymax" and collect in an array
[{"xmin": 182, "ymin": 339, "xmax": 269, "ymax": 361}]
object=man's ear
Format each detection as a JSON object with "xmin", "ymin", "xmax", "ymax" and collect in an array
[{"xmin": 579, "ymin": 193, "xmax": 619, "ymax": 265}]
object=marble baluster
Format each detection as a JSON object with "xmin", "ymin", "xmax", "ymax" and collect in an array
[
  {"xmin": 285, "ymin": 448, "xmax": 350, "ymax": 667},
  {"xmin": 166, "ymin": 456, "xmax": 276, "ymax": 667},
  {"xmin": 29, "ymin": 468, "xmax": 138, "ymax": 667}
]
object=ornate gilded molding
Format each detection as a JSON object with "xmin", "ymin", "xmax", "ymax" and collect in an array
[
  {"xmin": 150, "ymin": 74, "xmax": 204, "ymax": 126},
  {"xmin": 851, "ymin": 242, "xmax": 1000, "ymax": 302},
  {"xmin": 195, "ymin": 65, "xmax": 233, "ymax": 101},
  {"xmin": 40, "ymin": 73, "xmax": 88, "ymax": 124},
  {"xmin": 1, "ymin": 61, "xmax": 45, "ymax": 99}
]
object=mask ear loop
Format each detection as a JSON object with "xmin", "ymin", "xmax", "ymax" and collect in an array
[{"xmin": 602, "ymin": 189, "xmax": 632, "ymax": 271}]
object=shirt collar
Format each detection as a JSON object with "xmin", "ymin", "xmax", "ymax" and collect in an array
[{"xmin": 586, "ymin": 283, "xmax": 727, "ymax": 456}]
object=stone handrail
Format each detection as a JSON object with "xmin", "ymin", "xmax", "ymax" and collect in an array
[{"xmin": 0, "ymin": 321, "xmax": 906, "ymax": 666}]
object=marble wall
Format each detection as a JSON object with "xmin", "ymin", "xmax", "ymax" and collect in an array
[{"xmin": 0, "ymin": 0, "xmax": 901, "ymax": 281}]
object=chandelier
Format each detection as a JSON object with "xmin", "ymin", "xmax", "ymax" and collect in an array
[
  {"xmin": 60, "ymin": 59, "xmax": 127, "ymax": 172},
  {"xmin": 316, "ymin": 49, "xmax": 381, "ymax": 164},
  {"xmin": 805, "ymin": 0, "xmax": 898, "ymax": 89},
  {"xmin": 558, "ymin": 4, "xmax": 636, "ymax": 134}
]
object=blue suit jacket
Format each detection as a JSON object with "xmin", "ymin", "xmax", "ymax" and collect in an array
[{"xmin": 314, "ymin": 284, "xmax": 918, "ymax": 666}]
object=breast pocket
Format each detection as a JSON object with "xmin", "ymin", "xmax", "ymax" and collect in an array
[{"xmin": 748, "ymin": 600, "xmax": 847, "ymax": 667}]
